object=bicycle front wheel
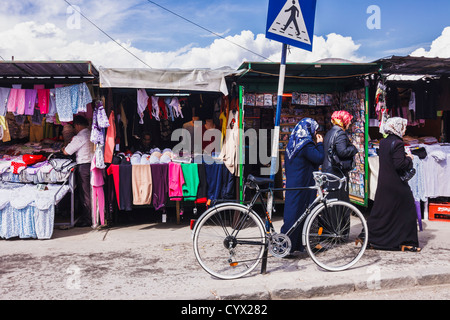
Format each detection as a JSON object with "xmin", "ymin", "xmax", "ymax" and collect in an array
[
  {"xmin": 305, "ymin": 200, "xmax": 368, "ymax": 272},
  {"xmin": 193, "ymin": 204, "xmax": 266, "ymax": 280}
]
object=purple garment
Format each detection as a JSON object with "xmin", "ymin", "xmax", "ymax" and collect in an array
[
  {"xmin": 24, "ymin": 89, "xmax": 37, "ymax": 116},
  {"xmin": 150, "ymin": 163, "xmax": 169, "ymax": 211}
]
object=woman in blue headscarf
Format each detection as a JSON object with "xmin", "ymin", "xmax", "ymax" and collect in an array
[{"xmin": 281, "ymin": 118, "xmax": 324, "ymax": 255}]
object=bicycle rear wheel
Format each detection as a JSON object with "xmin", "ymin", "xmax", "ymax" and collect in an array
[
  {"xmin": 305, "ymin": 200, "xmax": 368, "ymax": 272},
  {"xmin": 193, "ymin": 204, "xmax": 266, "ymax": 280}
]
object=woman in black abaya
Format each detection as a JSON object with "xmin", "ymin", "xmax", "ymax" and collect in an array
[{"xmin": 368, "ymin": 117, "xmax": 420, "ymax": 252}]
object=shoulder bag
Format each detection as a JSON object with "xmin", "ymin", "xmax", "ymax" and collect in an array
[{"xmin": 390, "ymin": 140, "xmax": 416, "ymax": 182}]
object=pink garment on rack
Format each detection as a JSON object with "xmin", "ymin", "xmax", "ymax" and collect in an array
[
  {"xmin": 14, "ymin": 89, "xmax": 26, "ymax": 114},
  {"xmin": 168, "ymin": 162, "xmax": 185, "ymax": 201},
  {"xmin": 6, "ymin": 89, "xmax": 19, "ymax": 113},
  {"xmin": 92, "ymin": 186, "xmax": 105, "ymax": 226},
  {"xmin": 37, "ymin": 89, "xmax": 50, "ymax": 114},
  {"xmin": 91, "ymin": 155, "xmax": 104, "ymax": 187}
]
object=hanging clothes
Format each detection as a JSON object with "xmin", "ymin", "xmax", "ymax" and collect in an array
[
  {"xmin": 0, "ymin": 116, "xmax": 11, "ymax": 142},
  {"xmin": 205, "ymin": 162, "xmax": 223, "ymax": 204},
  {"xmin": 119, "ymin": 161, "xmax": 133, "ymax": 212},
  {"xmin": 151, "ymin": 96, "xmax": 160, "ymax": 121},
  {"xmin": 132, "ymin": 164, "xmax": 152, "ymax": 205},
  {"xmin": 0, "ymin": 87, "xmax": 11, "ymax": 116},
  {"xmin": 220, "ymin": 109, "xmax": 240, "ymax": 176},
  {"xmin": 137, "ymin": 89, "xmax": 149, "ymax": 124},
  {"xmin": 24, "ymin": 89, "xmax": 37, "ymax": 116},
  {"xmin": 181, "ymin": 163, "xmax": 199, "ymax": 201},
  {"xmin": 195, "ymin": 163, "xmax": 208, "ymax": 204},
  {"xmin": 106, "ymin": 164, "xmax": 121, "ymax": 210},
  {"xmin": 151, "ymin": 163, "xmax": 169, "ymax": 211},
  {"xmin": 91, "ymin": 155, "xmax": 105, "ymax": 226},
  {"xmin": 55, "ymin": 86, "xmax": 73, "ymax": 122},
  {"xmin": 104, "ymin": 110, "xmax": 116, "ymax": 164},
  {"xmin": 168, "ymin": 162, "xmax": 185, "ymax": 201},
  {"xmin": 37, "ymin": 89, "xmax": 50, "ymax": 114}
]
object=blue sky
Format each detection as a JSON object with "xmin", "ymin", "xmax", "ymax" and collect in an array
[{"xmin": 0, "ymin": 0, "xmax": 449, "ymax": 68}]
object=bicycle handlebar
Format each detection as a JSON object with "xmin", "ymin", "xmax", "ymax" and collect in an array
[{"xmin": 312, "ymin": 171, "xmax": 347, "ymax": 191}]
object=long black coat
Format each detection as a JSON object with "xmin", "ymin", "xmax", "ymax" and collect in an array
[
  {"xmin": 322, "ymin": 125, "xmax": 358, "ymax": 202},
  {"xmin": 368, "ymin": 134, "xmax": 419, "ymax": 249}
]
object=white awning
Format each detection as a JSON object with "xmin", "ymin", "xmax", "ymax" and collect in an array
[{"xmin": 99, "ymin": 67, "xmax": 243, "ymax": 96}]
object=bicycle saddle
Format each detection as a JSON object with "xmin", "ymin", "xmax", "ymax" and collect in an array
[{"xmin": 247, "ymin": 175, "xmax": 274, "ymax": 186}]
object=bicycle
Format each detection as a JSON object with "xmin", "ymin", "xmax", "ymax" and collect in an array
[{"xmin": 192, "ymin": 171, "xmax": 368, "ymax": 280}]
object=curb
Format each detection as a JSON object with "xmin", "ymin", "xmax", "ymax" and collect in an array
[{"xmin": 191, "ymin": 268, "xmax": 450, "ymax": 300}]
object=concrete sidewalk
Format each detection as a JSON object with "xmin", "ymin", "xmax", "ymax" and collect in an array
[{"xmin": 0, "ymin": 215, "xmax": 449, "ymax": 300}]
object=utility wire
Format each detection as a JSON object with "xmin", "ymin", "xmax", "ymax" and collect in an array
[
  {"xmin": 63, "ymin": 0, "xmax": 152, "ymax": 68},
  {"xmin": 146, "ymin": 0, "xmax": 274, "ymax": 63}
]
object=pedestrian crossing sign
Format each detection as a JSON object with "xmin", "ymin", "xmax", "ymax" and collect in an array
[{"xmin": 266, "ymin": 0, "xmax": 317, "ymax": 51}]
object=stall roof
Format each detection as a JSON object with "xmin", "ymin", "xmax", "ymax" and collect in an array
[
  {"xmin": 238, "ymin": 59, "xmax": 380, "ymax": 80},
  {"xmin": 0, "ymin": 60, "xmax": 99, "ymax": 84},
  {"xmin": 375, "ymin": 56, "xmax": 450, "ymax": 76},
  {"xmin": 99, "ymin": 67, "xmax": 244, "ymax": 96}
]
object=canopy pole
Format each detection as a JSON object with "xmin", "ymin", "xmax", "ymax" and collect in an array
[{"xmin": 267, "ymin": 43, "xmax": 288, "ymax": 219}]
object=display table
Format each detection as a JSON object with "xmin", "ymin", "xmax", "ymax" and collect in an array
[{"xmin": 0, "ymin": 182, "xmax": 70, "ymax": 239}]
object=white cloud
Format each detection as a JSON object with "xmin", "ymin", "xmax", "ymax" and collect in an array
[
  {"xmin": 0, "ymin": 20, "xmax": 365, "ymax": 69},
  {"xmin": 410, "ymin": 27, "xmax": 450, "ymax": 58}
]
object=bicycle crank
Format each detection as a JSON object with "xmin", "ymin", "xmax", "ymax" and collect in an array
[{"xmin": 268, "ymin": 233, "xmax": 292, "ymax": 258}]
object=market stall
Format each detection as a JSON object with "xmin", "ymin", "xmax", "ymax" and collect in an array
[
  {"xmin": 236, "ymin": 59, "xmax": 380, "ymax": 207},
  {"xmin": 0, "ymin": 60, "xmax": 100, "ymax": 238},
  {"xmin": 98, "ymin": 67, "xmax": 246, "ymax": 224},
  {"xmin": 367, "ymin": 56, "xmax": 450, "ymax": 222}
]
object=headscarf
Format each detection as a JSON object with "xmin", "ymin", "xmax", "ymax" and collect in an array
[
  {"xmin": 331, "ymin": 110, "xmax": 353, "ymax": 129},
  {"xmin": 286, "ymin": 118, "xmax": 319, "ymax": 160},
  {"xmin": 383, "ymin": 117, "xmax": 407, "ymax": 138}
]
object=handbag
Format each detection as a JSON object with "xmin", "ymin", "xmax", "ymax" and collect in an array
[
  {"xmin": 329, "ymin": 130, "xmax": 355, "ymax": 172},
  {"xmin": 390, "ymin": 140, "xmax": 416, "ymax": 182}
]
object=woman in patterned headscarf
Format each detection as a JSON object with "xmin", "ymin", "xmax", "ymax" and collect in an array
[
  {"xmin": 281, "ymin": 118, "xmax": 324, "ymax": 255},
  {"xmin": 368, "ymin": 117, "xmax": 420, "ymax": 252}
]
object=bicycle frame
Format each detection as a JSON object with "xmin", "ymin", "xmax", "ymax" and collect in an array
[{"xmin": 245, "ymin": 183, "xmax": 329, "ymax": 238}]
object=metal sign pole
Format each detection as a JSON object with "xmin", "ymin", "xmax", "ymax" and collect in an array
[{"xmin": 267, "ymin": 43, "xmax": 288, "ymax": 219}]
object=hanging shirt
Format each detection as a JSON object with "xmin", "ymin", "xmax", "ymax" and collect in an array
[
  {"xmin": 37, "ymin": 89, "xmax": 50, "ymax": 114},
  {"xmin": 137, "ymin": 89, "xmax": 149, "ymax": 124},
  {"xmin": 76, "ymin": 83, "xmax": 93, "ymax": 113},
  {"xmin": 0, "ymin": 87, "xmax": 11, "ymax": 116},
  {"xmin": 24, "ymin": 89, "xmax": 37, "ymax": 116},
  {"xmin": 6, "ymin": 89, "xmax": 19, "ymax": 113},
  {"xmin": 55, "ymin": 86, "xmax": 74, "ymax": 122}
]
